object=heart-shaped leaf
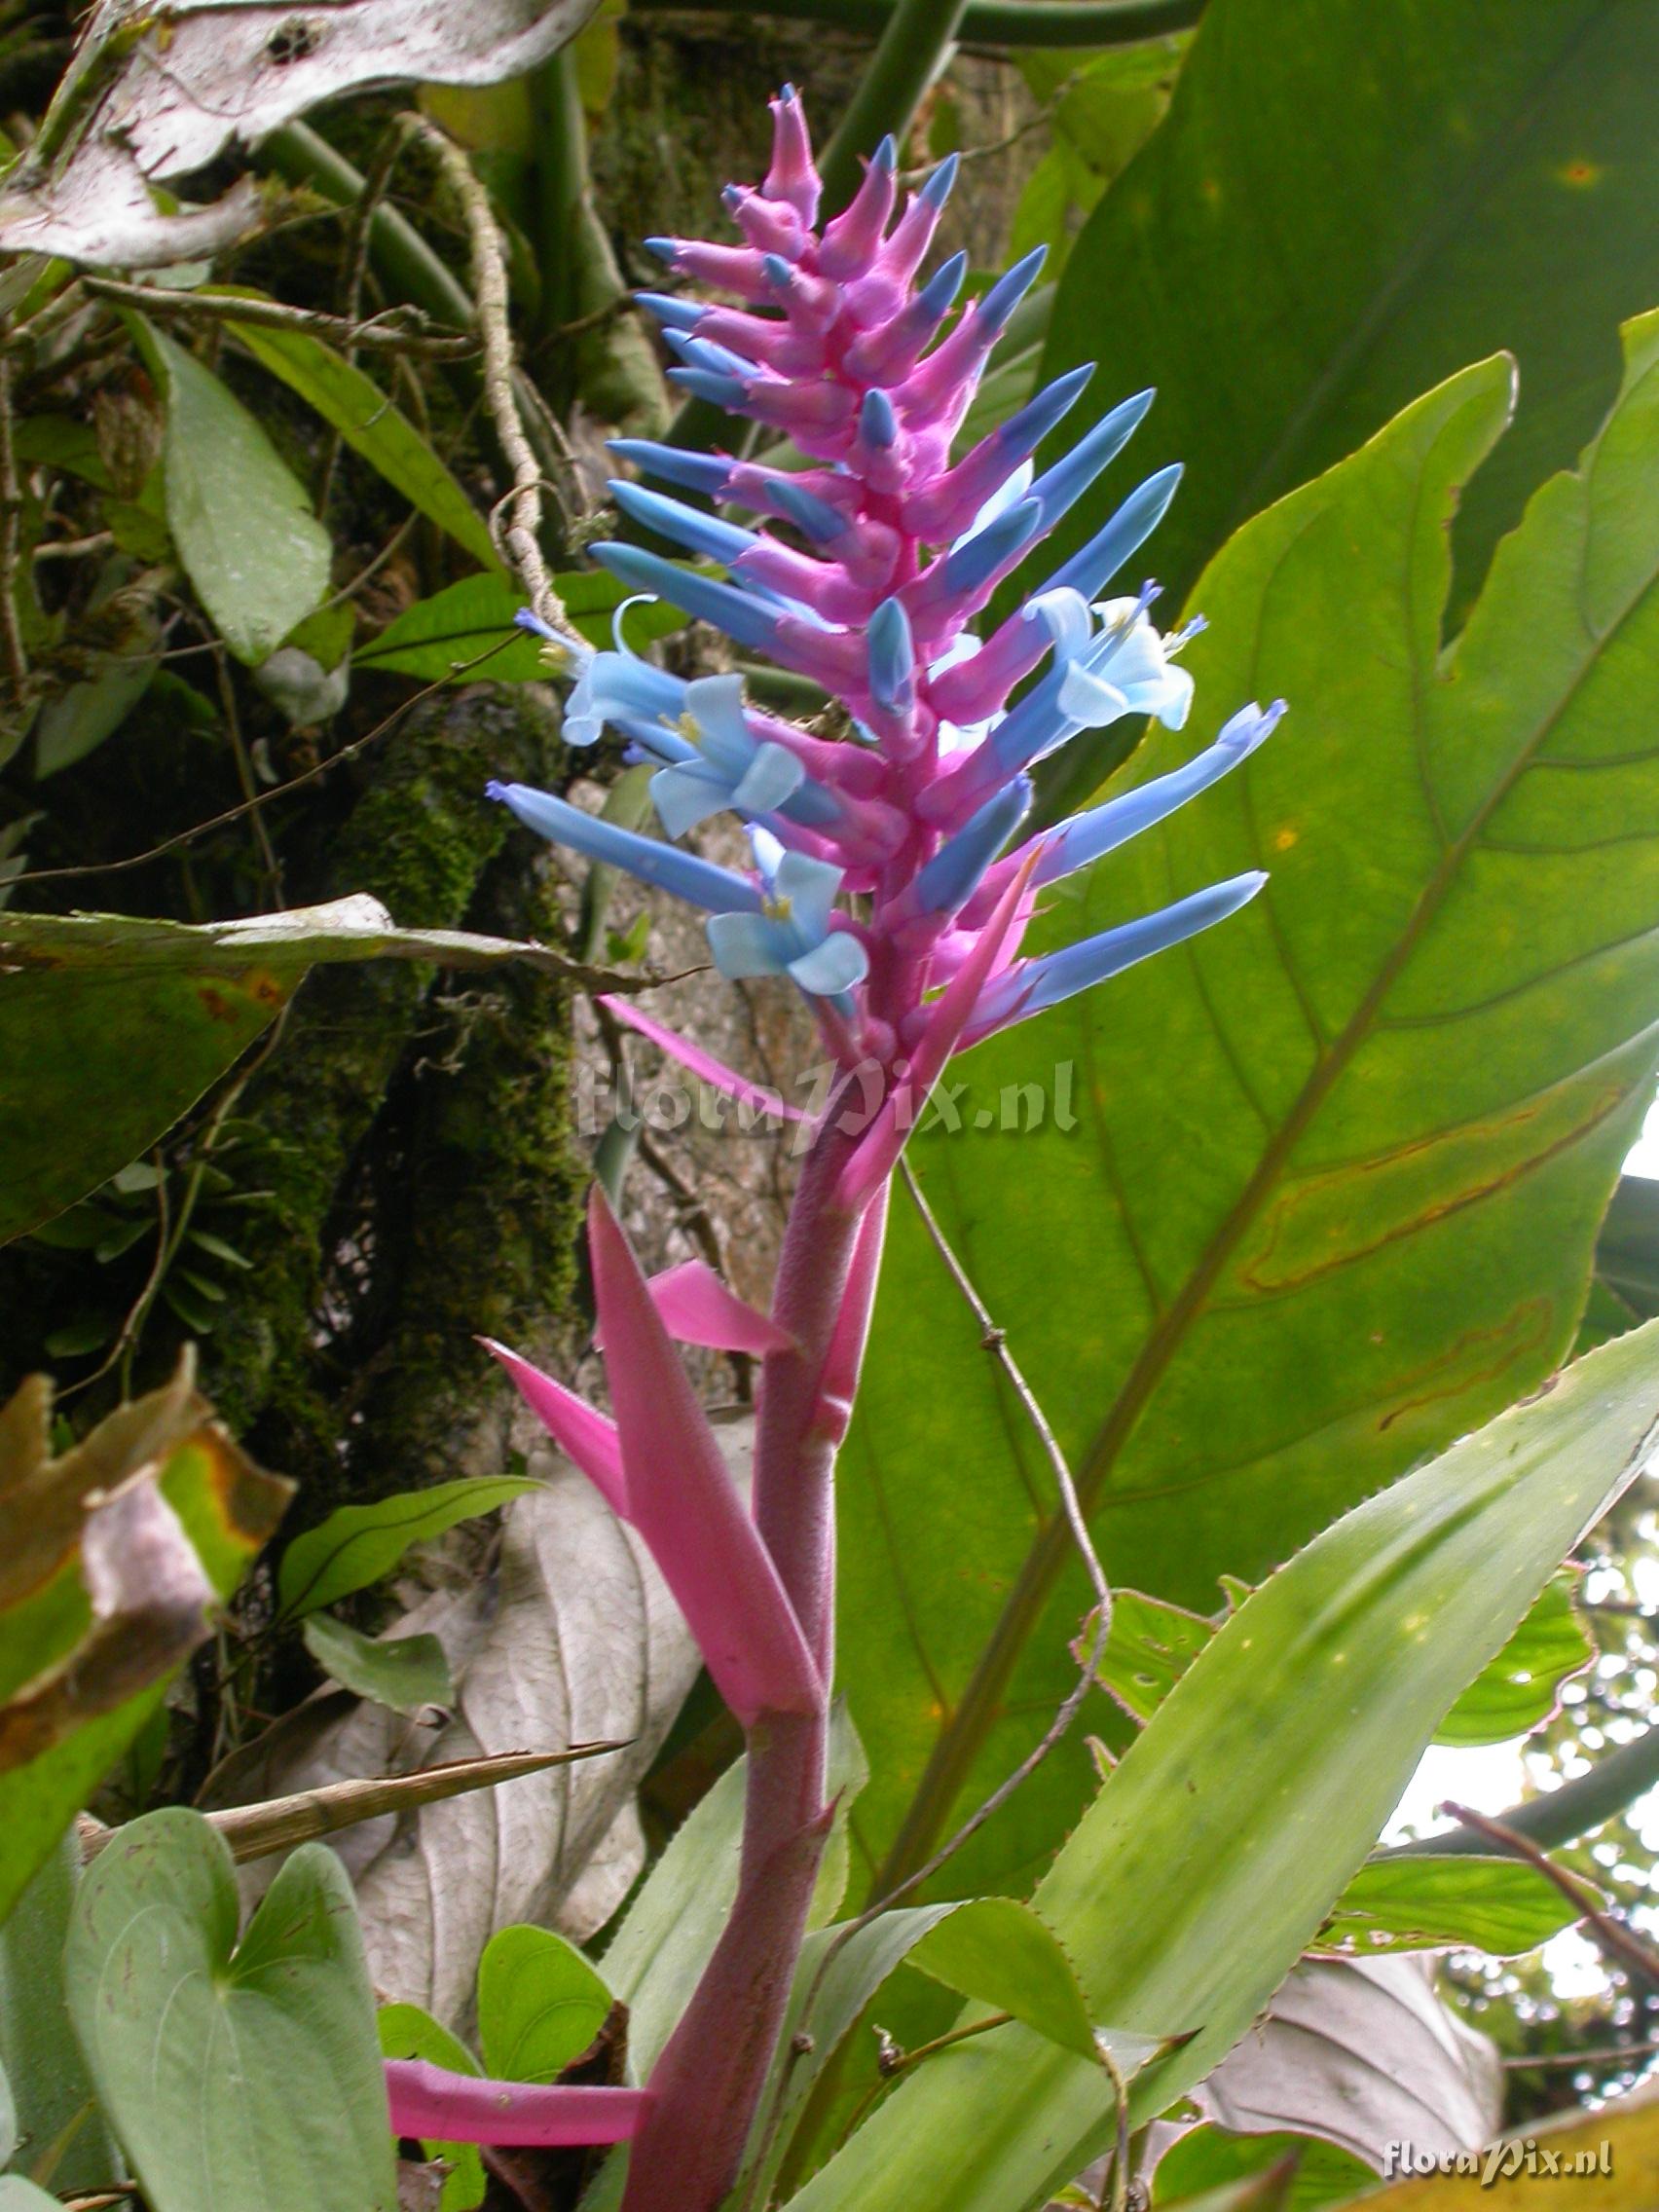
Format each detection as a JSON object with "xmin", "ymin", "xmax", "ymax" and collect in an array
[
  {"xmin": 477, "ymin": 1926, "xmax": 611, "ymax": 2083},
  {"xmin": 66, "ymin": 1807, "xmax": 395, "ymax": 2212}
]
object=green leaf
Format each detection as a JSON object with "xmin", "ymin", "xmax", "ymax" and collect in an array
[
  {"xmin": 1009, "ymin": 39, "xmax": 1184, "ymax": 279},
  {"xmin": 784, "ymin": 1317, "xmax": 1659, "ymax": 2212},
  {"xmin": 840, "ymin": 326, "xmax": 1659, "ymax": 1914},
  {"xmin": 0, "ymin": 896, "xmax": 597, "ymax": 1245},
  {"xmin": 0, "ymin": 1364, "xmax": 290, "ymax": 1927},
  {"xmin": 476, "ymin": 1925, "xmax": 611, "ymax": 2083},
  {"xmin": 1088, "ymin": 1588, "xmax": 1218, "ymax": 1724},
  {"xmin": 1316, "ymin": 1855, "xmax": 1585, "ymax": 1960},
  {"xmin": 1435, "ymin": 1573, "xmax": 1592, "ymax": 1746},
  {"xmin": 377, "ymin": 2006, "xmax": 486, "ymax": 2212},
  {"xmin": 129, "ymin": 320, "xmax": 329, "ymax": 665},
  {"xmin": 34, "ymin": 652, "xmax": 158, "ymax": 777},
  {"xmin": 0, "ymin": 2179, "xmax": 63, "ymax": 2207},
  {"xmin": 1088, "ymin": 1574, "xmax": 1588, "ymax": 1751},
  {"xmin": 354, "ymin": 571, "xmax": 686, "ymax": 685},
  {"xmin": 744, "ymin": 1899, "xmax": 1151, "ymax": 2212},
  {"xmin": 1035, "ymin": 0, "xmax": 1659, "ymax": 712},
  {"xmin": 277, "ymin": 1475, "xmax": 538, "ymax": 1619},
  {"xmin": 66, "ymin": 1808, "xmax": 395, "ymax": 2212},
  {"xmin": 1154, "ymin": 2128, "xmax": 1369, "ymax": 2212},
  {"xmin": 354, "ymin": 574, "xmax": 548, "ymax": 683},
  {"xmin": 907, "ymin": 1899, "xmax": 1097, "ymax": 2058},
  {"xmin": 0, "ymin": 1832, "xmax": 118, "ymax": 2194},
  {"xmin": 222, "ymin": 309, "xmax": 503, "ymax": 575},
  {"xmin": 301, "ymin": 1614, "xmax": 454, "ymax": 1715},
  {"xmin": 9, "ymin": 416, "xmax": 108, "ymax": 490}
]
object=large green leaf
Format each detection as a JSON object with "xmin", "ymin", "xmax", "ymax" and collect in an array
[
  {"xmin": 786, "ymin": 1317, "xmax": 1659, "ymax": 2212},
  {"xmin": 1035, "ymin": 0, "xmax": 1659, "ymax": 749},
  {"xmin": 839, "ymin": 324, "xmax": 1659, "ymax": 1915},
  {"xmin": 224, "ymin": 309, "xmax": 504, "ymax": 575},
  {"xmin": 0, "ymin": 896, "xmax": 601, "ymax": 1243},
  {"xmin": 129, "ymin": 321, "xmax": 330, "ymax": 665},
  {"xmin": 66, "ymin": 1809, "xmax": 395, "ymax": 2212}
]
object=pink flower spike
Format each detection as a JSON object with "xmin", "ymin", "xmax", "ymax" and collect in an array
[
  {"xmin": 834, "ymin": 852, "xmax": 1041, "ymax": 1213},
  {"xmin": 627, "ymin": 1259, "xmax": 795, "ymax": 1357},
  {"xmin": 386, "ymin": 2060, "xmax": 649, "ymax": 2148},
  {"xmin": 599, "ymin": 996, "xmax": 810, "ymax": 1122},
  {"xmin": 587, "ymin": 1188, "xmax": 824, "ymax": 1726},
  {"xmin": 482, "ymin": 1339, "xmax": 628, "ymax": 1519}
]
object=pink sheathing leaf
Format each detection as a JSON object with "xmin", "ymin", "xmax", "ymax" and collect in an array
[
  {"xmin": 587, "ymin": 1188, "xmax": 823, "ymax": 1726},
  {"xmin": 481, "ymin": 1338, "xmax": 628, "ymax": 1519},
  {"xmin": 598, "ymin": 996, "xmax": 809, "ymax": 1121},
  {"xmin": 815, "ymin": 1181, "xmax": 889, "ymax": 1445},
  {"xmin": 833, "ymin": 852, "xmax": 1040, "ymax": 1210},
  {"xmin": 385, "ymin": 2059, "xmax": 649, "ymax": 2147},
  {"xmin": 649, "ymin": 1260, "xmax": 795, "ymax": 1356}
]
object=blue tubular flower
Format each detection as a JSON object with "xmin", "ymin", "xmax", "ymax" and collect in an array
[
  {"xmin": 590, "ymin": 544, "xmax": 787, "ymax": 651},
  {"xmin": 977, "ymin": 245, "xmax": 1048, "ymax": 334},
  {"xmin": 1044, "ymin": 463, "xmax": 1184, "ymax": 602},
  {"xmin": 1030, "ymin": 700, "xmax": 1285, "ymax": 888},
  {"xmin": 707, "ymin": 833, "xmax": 869, "ymax": 996},
  {"xmin": 562, "ymin": 641, "xmax": 686, "ymax": 749},
  {"xmin": 489, "ymin": 782, "xmax": 762, "ymax": 914},
  {"xmin": 635, "ymin": 292, "xmax": 706, "ymax": 332},
  {"xmin": 859, "ymin": 388, "xmax": 899, "ymax": 449},
  {"xmin": 954, "ymin": 589, "xmax": 1193, "ymax": 797},
  {"xmin": 1025, "ymin": 387, "xmax": 1156, "ymax": 533},
  {"xmin": 640, "ymin": 674, "xmax": 842, "ymax": 837},
  {"xmin": 938, "ymin": 497, "xmax": 1045, "ymax": 598},
  {"xmin": 607, "ymin": 440, "xmax": 733, "ymax": 498},
  {"xmin": 970, "ymin": 871, "xmax": 1268, "ymax": 1041},
  {"xmin": 912, "ymin": 776, "xmax": 1031, "ymax": 917},
  {"xmin": 609, "ymin": 481, "xmax": 758, "ymax": 567}
]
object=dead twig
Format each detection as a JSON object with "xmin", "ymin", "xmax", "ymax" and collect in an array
[
  {"xmin": 0, "ymin": 345, "xmax": 29, "ymax": 693},
  {"xmin": 405, "ymin": 113, "xmax": 575, "ymax": 645},
  {"xmin": 80, "ymin": 275, "xmax": 477, "ymax": 358},
  {"xmin": 1442, "ymin": 1800, "xmax": 1659, "ymax": 1991}
]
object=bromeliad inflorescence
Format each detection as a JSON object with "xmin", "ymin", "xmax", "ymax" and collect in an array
[
  {"xmin": 392, "ymin": 91, "xmax": 1284, "ymax": 2208},
  {"xmin": 491, "ymin": 84, "xmax": 1281, "ymax": 1206}
]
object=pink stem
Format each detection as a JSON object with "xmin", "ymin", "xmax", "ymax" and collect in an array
[
  {"xmin": 617, "ymin": 1105, "xmax": 873, "ymax": 2212},
  {"xmin": 385, "ymin": 2061, "xmax": 649, "ymax": 2147}
]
